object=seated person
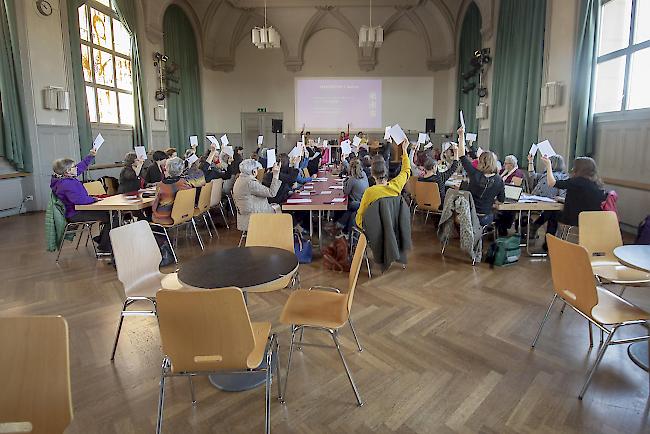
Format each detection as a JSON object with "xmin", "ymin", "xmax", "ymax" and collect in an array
[
  {"xmin": 355, "ymin": 139, "xmax": 410, "ymax": 228},
  {"xmin": 151, "ymin": 157, "xmax": 192, "ymax": 225},
  {"xmin": 164, "ymin": 148, "xmax": 177, "ymax": 159},
  {"xmin": 500, "ymin": 155, "xmax": 525, "ymax": 185},
  {"xmin": 118, "ymin": 151, "xmax": 145, "ymax": 194},
  {"xmin": 338, "ymin": 158, "xmax": 369, "ymax": 231},
  {"xmin": 183, "ymin": 149, "xmax": 206, "ymax": 188},
  {"xmin": 527, "ymin": 154, "xmax": 568, "ymax": 238},
  {"xmin": 197, "ymin": 143, "xmax": 221, "ymax": 182},
  {"xmin": 50, "ymin": 148, "xmax": 112, "ymax": 252},
  {"xmin": 418, "ymin": 151, "xmax": 459, "ymax": 207},
  {"xmin": 264, "ymin": 153, "xmax": 297, "ymax": 204},
  {"xmin": 292, "ymin": 155, "xmax": 312, "ymax": 184},
  {"xmin": 458, "ymin": 128, "xmax": 505, "ymax": 226},
  {"xmin": 144, "ymin": 151, "xmax": 167, "ymax": 184},
  {"xmin": 232, "ymin": 159, "xmax": 281, "ymax": 231},
  {"xmin": 362, "ymin": 155, "xmax": 374, "ymax": 186}
]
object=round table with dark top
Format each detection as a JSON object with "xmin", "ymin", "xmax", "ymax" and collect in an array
[
  {"xmin": 177, "ymin": 246, "xmax": 298, "ymax": 391},
  {"xmin": 614, "ymin": 245, "xmax": 650, "ymax": 372}
]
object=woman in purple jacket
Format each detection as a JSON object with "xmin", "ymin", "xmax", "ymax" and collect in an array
[{"xmin": 50, "ymin": 148, "xmax": 112, "ymax": 252}]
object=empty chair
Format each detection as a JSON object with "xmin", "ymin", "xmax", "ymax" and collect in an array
[
  {"xmin": 83, "ymin": 180, "xmax": 106, "ymax": 196},
  {"xmin": 280, "ymin": 233, "xmax": 368, "ymax": 406},
  {"xmin": 155, "ymin": 287, "xmax": 281, "ymax": 434},
  {"xmin": 0, "ymin": 316, "xmax": 72, "ymax": 434},
  {"xmin": 209, "ymin": 178, "xmax": 229, "ymax": 229},
  {"xmin": 579, "ymin": 211, "xmax": 650, "ymax": 294},
  {"xmin": 109, "ymin": 220, "xmax": 182, "ymax": 361},
  {"xmin": 531, "ymin": 235, "xmax": 650, "ymax": 399},
  {"xmin": 150, "ymin": 188, "xmax": 204, "ymax": 260},
  {"xmin": 194, "ymin": 181, "xmax": 216, "ymax": 238},
  {"xmin": 413, "ymin": 181, "xmax": 442, "ymax": 224}
]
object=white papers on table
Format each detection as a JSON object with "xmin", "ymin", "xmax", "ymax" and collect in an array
[
  {"xmin": 134, "ymin": 146, "xmax": 147, "ymax": 160},
  {"xmin": 418, "ymin": 133, "xmax": 429, "ymax": 144},
  {"xmin": 186, "ymin": 154, "xmax": 199, "ymax": 166},
  {"xmin": 476, "ymin": 147, "xmax": 484, "ymax": 157},
  {"xmin": 331, "ymin": 197, "xmax": 346, "ymax": 203},
  {"xmin": 220, "ymin": 134, "xmax": 229, "ymax": 146},
  {"xmin": 266, "ymin": 149, "xmax": 276, "ymax": 168},
  {"xmin": 303, "ymin": 185, "xmax": 313, "ymax": 190},
  {"xmin": 384, "ymin": 126, "xmax": 391, "ymax": 140},
  {"xmin": 286, "ymin": 198, "xmax": 312, "ymax": 204},
  {"xmin": 92, "ymin": 133, "xmax": 104, "ymax": 151},
  {"xmin": 460, "ymin": 111, "xmax": 465, "ymax": 130},
  {"xmin": 528, "ymin": 143, "xmax": 538, "ymax": 156},
  {"xmin": 320, "ymin": 190, "xmax": 332, "ymax": 195},
  {"xmin": 313, "ymin": 177, "xmax": 328, "ymax": 182},
  {"xmin": 523, "ymin": 194, "xmax": 557, "ymax": 203},
  {"xmin": 299, "ymin": 191, "xmax": 311, "ymax": 196},
  {"xmin": 288, "ymin": 146, "xmax": 302, "ymax": 158},
  {"xmin": 189, "ymin": 135, "xmax": 199, "ymax": 148},
  {"xmin": 222, "ymin": 145, "xmax": 234, "ymax": 157},
  {"xmin": 206, "ymin": 135, "xmax": 220, "ymax": 149},
  {"xmin": 352, "ymin": 135, "xmax": 362, "ymax": 148},
  {"xmin": 389, "ymin": 124, "xmax": 407, "ymax": 145},
  {"xmin": 329, "ymin": 185, "xmax": 344, "ymax": 190},
  {"xmin": 536, "ymin": 140, "xmax": 557, "ymax": 157},
  {"xmin": 341, "ymin": 139, "xmax": 352, "ymax": 155},
  {"xmin": 257, "ymin": 135, "xmax": 264, "ymax": 145},
  {"xmin": 466, "ymin": 133, "xmax": 477, "ymax": 142}
]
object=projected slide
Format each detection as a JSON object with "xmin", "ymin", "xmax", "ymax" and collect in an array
[{"xmin": 295, "ymin": 79, "xmax": 382, "ymax": 130}]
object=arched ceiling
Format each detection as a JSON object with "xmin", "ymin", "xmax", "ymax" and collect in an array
[{"xmin": 141, "ymin": 0, "xmax": 495, "ymax": 72}]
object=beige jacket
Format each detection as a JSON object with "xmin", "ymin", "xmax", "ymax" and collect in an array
[{"xmin": 232, "ymin": 174, "xmax": 281, "ymax": 231}]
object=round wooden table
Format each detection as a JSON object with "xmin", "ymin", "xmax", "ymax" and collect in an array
[
  {"xmin": 615, "ymin": 245, "xmax": 650, "ymax": 372},
  {"xmin": 177, "ymin": 246, "xmax": 298, "ymax": 391}
]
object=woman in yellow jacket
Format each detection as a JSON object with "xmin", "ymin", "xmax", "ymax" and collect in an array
[{"xmin": 355, "ymin": 139, "xmax": 410, "ymax": 228}]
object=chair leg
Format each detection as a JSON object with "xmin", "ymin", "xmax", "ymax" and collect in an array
[
  {"xmin": 297, "ymin": 327, "xmax": 305, "ymax": 350},
  {"xmin": 330, "ymin": 330, "xmax": 363, "ymax": 406},
  {"xmin": 238, "ymin": 232, "xmax": 246, "ymax": 247},
  {"xmin": 162, "ymin": 228, "xmax": 178, "ymax": 263},
  {"xmin": 273, "ymin": 336, "xmax": 283, "ymax": 402},
  {"xmin": 348, "ymin": 318, "xmax": 363, "ymax": 352},
  {"xmin": 424, "ymin": 211, "xmax": 430, "ymax": 225},
  {"xmin": 531, "ymin": 294, "xmax": 558, "ymax": 348},
  {"xmin": 265, "ymin": 343, "xmax": 272, "ymax": 434},
  {"xmin": 588, "ymin": 321, "xmax": 593, "ymax": 348},
  {"xmin": 620, "ymin": 286, "xmax": 626, "ymax": 297},
  {"xmin": 202, "ymin": 214, "xmax": 213, "ymax": 238},
  {"xmin": 188, "ymin": 376, "xmax": 196, "ymax": 405},
  {"xmin": 156, "ymin": 359, "xmax": 168, "ymax": 434},
  {"xmin": 220, "ymin": 205, "xmax": 230, "ymax": 229},
  {"xmin": 207, "ymin": 212, "xmax": 220, "ymax": 238},
  {"xmin": 364, "ymin": 251, "xmax": 372, "ymax": 278},
  {"xmin": 283, "ymin": 325, "xmax": 298, "ymax": 401},
  {"xmin": 441, "ymin": 238, "xmax": 448, "ymax": 255},
  {"xmin": 110, "ymin": 299, "xmax": 129, "ymax": 361},
  {"xmin": 579, "ymin": 326, "xmax": 618, "ymax": 399},
  {"xmin": 191, "ymin": 218, "xmax": 205, "ymax": 250},
  {"xmin": 560, "ymin": 301, "xmax": 567, "ymax": 314}
]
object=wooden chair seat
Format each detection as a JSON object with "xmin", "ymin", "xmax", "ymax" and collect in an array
[
  {"xmin": 592, "ymin": 264, "xmax": 650, "ymax": 285},
  {"xmin": 280, "ymin": 290, "xmax": 349, "ymax": 330},
  {"xmin": 590, "ymin": 286, "xmax": 650, "ymax": 325}
]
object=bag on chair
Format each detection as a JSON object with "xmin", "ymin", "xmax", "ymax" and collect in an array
[{"xmin": 294, "ymin": 233, "xmax": 313, "ymax": 264}]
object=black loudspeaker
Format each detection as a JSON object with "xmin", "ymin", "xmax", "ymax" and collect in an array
[
  {"xmin": 272, "ymin": 119, "xmax": 283, "ymax": 133},
  {"xmin": 425, "ymin": 118, "xmax": 436, "ymax": 133}
]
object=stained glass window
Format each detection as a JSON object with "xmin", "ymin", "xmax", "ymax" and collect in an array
[{"xmin": 78, "ymin": 1, "xmax": 134, "ymax": 126}]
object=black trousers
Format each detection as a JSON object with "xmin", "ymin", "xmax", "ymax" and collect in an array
[{"xmin": 68, "ymin": 211, "xmax": 112, "ymax": 250}]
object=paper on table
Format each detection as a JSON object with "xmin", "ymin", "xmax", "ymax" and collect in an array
[
  {"xmin": 320, "ymin": 191, "xmax": 332, "ymax": 195},
  {"xmin": 466, "ymin": 133, "xmax": 477, "ymax": 142},
  {"xmin": 189, "ymin": 136, "xmax": 199, "ymax": 148},
  {"xmin": 352, "ymin": 136, "xmax": 362, "ymax": 147},
  {"xmin": 331, "ymin": 197, "xmax": 346, "ymax": 203},
  {"xmin": 299, "ymin": 191, "xmax": 311, "ymax": 196},
  {"xmin": 389, "ymin": 124, "xmax": 407, "ymax": 145},
  {"xmin": 384, "ymin": 126, "xmax": 391, "ymax": 140},
  {"xmin": 418, "ymin": 133, "xmax": 429, "ymax": 144},
  {"xmin": 476, "ymin": 147, "xmax": 484, "ymax": 157},
  {"xmin": 303, "ymin": 185, "xmax": 313, "ymax": 190},
  {"xmin": 523, "ymin": 194, "xmax": 557, "ymax": 203},
  {"xmin": 134, "ymin": 146, "xmax": 148, "ymax": 160},
  {"xmin": 220, "ymin": 134, "xmax": 229, "ymax": 146},
  {"xmin": 266, "ymin": 149, "xmax": 276, "ymax": 168},
  {"xmin": 341, "ymin": 139, "xmax": 352, "ymax": 155},
  {"xmin": 536, "ymin": 140, "xmax": 557, "ymax": 157},
  {"xmin": 92, "ymin": 133, "xmax": 104, "ymax": 151},
  {"xmin": 288, "ymin": 146, "xmax": 301, "ymax": 158},
  {"xmin": 206, "ymin": 135, "xmax": 220, "ymax": 149},
  {"xmin": 222, "ymin": 145, "xmax": 234, "ymax": 157},
  {"xmin": 286, "ymin": 198, "xmax": 312, "ymax": 204},
  {"xmin": 460, "ymin": 111, "xmax": 465, "ymax": 130},
  {"xmin": 329, "ymin": 185, "xmax": 344, "ymax": 189},
  {"xmin": 528, "ymin": 143, "xmax": 538, "ymax": 156},
  {"xmin": 186, "ymin": 154, "xmax": 199, "ymax": 166}
]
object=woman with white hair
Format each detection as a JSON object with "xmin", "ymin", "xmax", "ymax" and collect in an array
[
  {"xmin": 151, "ymin": 157, "xmax": 192, "ymax": 225},
  {"xmin": 499, "ymin": 154, "xmax": 525, "ymax": 185},
  {"xmin": 232, "ymin": 159, "xmax": 281, "ymax": 231}
]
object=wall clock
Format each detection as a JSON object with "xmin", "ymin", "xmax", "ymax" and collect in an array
[{"xmin": 36, "ymin": 0, "xmax": 53, "ymax": 17}]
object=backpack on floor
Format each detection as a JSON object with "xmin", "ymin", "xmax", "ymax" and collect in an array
[
  {"xmin": 489, "ymin": 236, "xmax": 521, "ymax": 267},
  {"xmin": 323, "ymin": 236, "xmax": 350, "ymax": 272},
  {"xmin": 636, "ymin": 215, "xmax": 650, "ymax": 245}
]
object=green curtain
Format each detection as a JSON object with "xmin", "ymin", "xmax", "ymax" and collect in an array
[
  {"xmin": 489, "ymin": 0, "xmax": 546, "ymax": 164},
  {"xmin": 456, "ymin": 2, "xmax": 482, "ymax": 135},
  {"xmin": 163, "ymin": 5, "xmax": 203, "ymax": 156},
  {"xmin": 0, "ymin": 0, "xmax": 31, "ymax": 171},
  {"xmin": 567, "ymin": 0, "xmax": 600, "ymax": 161},
  {"xmin": 114, "ymin": 0, "xmax": 149, "ymax": 150},
  {"xmin": 67, "ymin": 0, "xmax": 93, "ymax": 156}
]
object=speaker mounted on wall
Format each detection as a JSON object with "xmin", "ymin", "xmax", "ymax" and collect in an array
[
  {"xmin": 425, "ymin": 118, "xmax": 436, "ymax": 134},
  {"xmin": 272, "ymin": 119, "xmax": 283, "ymax": 133}
]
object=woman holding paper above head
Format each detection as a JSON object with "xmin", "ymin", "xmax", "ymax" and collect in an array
[
  {"xmin": 182, "ymin": 149, "xmax": 206, "ymax": 188},
  {"xmin": 232, "ymin": 159, "xmax": 282, "ymax": 231},
  {"xmin": 418, "ymin": 146, "xmax": 459, "ymax": 206},
  {"xmin": 118, "ymin": 151, "xmax": 145, "ymax": 194},
  {"xmin": 151, "ymin": 157, "xmax": 193, "ymax": 225},
  {"xmin": 526, "ymin": 153, "xmax": 567, "ymax": 239}
]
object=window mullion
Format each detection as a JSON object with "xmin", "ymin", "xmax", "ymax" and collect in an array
[{"xmin": 622, "ymin": 0, "xmax": 638, "ymax": 110}]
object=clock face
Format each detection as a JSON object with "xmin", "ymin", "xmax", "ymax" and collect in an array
[{"xmin": 36, "ymin": 0, "xmax": 53, "ymax": 16}]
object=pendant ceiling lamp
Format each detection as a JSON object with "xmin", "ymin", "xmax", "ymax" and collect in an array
[
  {"xmin": 252, "ymin": 0, "xmax": 280, "ymax": 49},
  {"xmin": 359, "ymin": 0, "xmax": 383, "ymax": 48}
]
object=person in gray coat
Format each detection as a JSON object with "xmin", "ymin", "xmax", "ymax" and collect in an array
[{"xmin": 232, "ymin": 159, "xmax": 281, "ymax": 231}]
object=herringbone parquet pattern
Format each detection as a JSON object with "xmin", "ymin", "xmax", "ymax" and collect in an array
[{"xmin": 0, "ymin": 212, "xmax": 648, "ymax": 433}]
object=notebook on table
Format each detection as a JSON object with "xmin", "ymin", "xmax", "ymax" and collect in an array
[{"xmin": 504, "ymin": 185, "xmax": 523, "ymax": 203}]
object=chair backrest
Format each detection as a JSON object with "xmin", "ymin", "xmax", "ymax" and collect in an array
[
  {"xmin": 0, "ymin": 316, "xmax": 72, "ymax": 434},
  {"xmin": 156, "ymin": 287, "xmax": 256, "ymax": 372},
  {"xmin": 83, "ymin": 181, "xmax": 106, "ymax": 196},
  {"xmin": 546, "ymin": 234, "xmax": 599, "ymax": 317},
  {"xmin": 209, "ymin": 179, "xmax": 224, "ymax": 208},
  {"xmin": 578, "ymin": 211, "xmax": 622, "ymax": 262},
  {"xmin": 195, "ymin": 182, "xmax": 213, "ymax": 213},
  {"xmin": 415, "ymin": 181, "xmax": 441, "ymax": 210},
  {"xmin": 246, "ymin": 213, "xmax": 294, "ymax": 252},
  {"xmin": 302, "ymin": 168, "xmax": 310, "ymax": 178},
  {"xmin": 511, "ymin": 176, "xmax": 523, "ymax": 187},
  {"xmin": 170, "ymin": 188, "xmax": 196, "ymax": 225},
  {"xmin": 347, "ymin": 233, "xmax": 367, "ymax": 314},
  {"xmin": 109, "ymin": 221, "xmax": 162, "ymax": 297},
  {"xmin": 405, "ymin": 175, "xmax": 417, "ymax": 196},
  {"xmin": 100, "ymin": 176, "xmax": 119, "ymax": 195},
  {"xmin": 256, "ymin": 168, "xmax": 265, "ymax": 182}
]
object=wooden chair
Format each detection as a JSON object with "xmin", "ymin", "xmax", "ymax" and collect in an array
[
  {"xmin": 510, "ymin": 176, "xmax": 523, "ymax": 187},
  {"xmin": 413, "ymin": 181, "xmax": 442, "ymax": 224},
  {"xmin": 405, "ymin": 176, "xmax": 418, "ymax": 208},
  {"xmin": 280, "ymin": 233, "xmax": 368, "ymax": 406},
  {"xmin": 579, "ymin": 211, "xmax": 650, "ymax": 296},
  {"xmin": 193, "ymin": 182, "xmax": 216, "ymax": 239},
  {"xmin": 83, "ymin": 180, "xmax": 106, "ymax": 196},
  {"xmin": 100, "ymin": 176, "xmax": 119, "ymax": 195},
  {"xmin": 155, "ymin": 287, "xmax": 281, "ymax": 434},
  {"xmin": 0, "ymin": 316, "xmax": 72, "ymax": 434},
  {"xmin": 256, "ymin": 168, "xmax": 266, "ymax": 182},
  {"xmin": 209, "ymin": 178, "xmax": 229, "ymax": 229},
  {"xmin": 150, "ymin": 188, "xmax": 204, "ymax": 260},
  {"xmin": 246, "ymin": 213, "xmax": 294, "ymax": 253},
  {"xmin": 531, "ymin": 235, "xmax": 650, "ymax": 399},
  {"xmin": 109, "ymin": 221, "xmax": 183, "ymax": 361}
]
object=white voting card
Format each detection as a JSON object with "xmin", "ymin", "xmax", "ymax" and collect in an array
[
  {"xmin": 460, "ymin": 111, "xmax": 465, "ymax": 130},
  {"xmin": 466, "ymin": 133, "xmax": 477, "ymax": 142},
  {"xmin": 384, "ymin": 126, "xmax": 391, "ymax": 140},
  {"xmin": 134, "ymin": 146, "xmax": 147, "ymax": 160},
  {"xmin": 220, "ymin": 134, "xmax": 229, "ymax": 146},
  {"xmin": 92, "ymin": 133, "xmax": 104, "ymax": 151},
  {"xmin": 389, "ymin": 124, "xmax": 407, "ymax": 145},
  {"xmin": 189, "ymin": 136, "xmax": 199, "ymax": 148},
  {"xmin": 341, "ymin": 139, "xmax": 352, "ymax": 155},
  {"xmin": 266, "ymin": 149, "xmax": 276, "ymax": 168},
  {"xmin": 536, "ymin": 140, "xmax": 557, "ymax": 157},
  {"xmin": 257, "ymin": 135, "xmax": 264, "ymax": 145},
  {"xmin": 186, "ymin": 154, "xmax": 199, "ymax": 166},
  {"xmin": 418, "ymin": 133, "xmax": 429, "ymax": 144},
  {"xmin": 206, "ymin": 135, "xmax": 220, "ymax": 149}
]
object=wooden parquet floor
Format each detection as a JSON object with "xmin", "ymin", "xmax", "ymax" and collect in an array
[{"xmin": 1, "ymin": 212, "xmax": 649, "ymax": 434}]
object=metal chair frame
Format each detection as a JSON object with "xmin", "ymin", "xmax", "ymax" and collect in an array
[{"xmin": 55, "ymin": 221, "xmax": 101, "ymax": 262}]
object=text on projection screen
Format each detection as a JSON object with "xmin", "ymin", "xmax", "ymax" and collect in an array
[{"xmin": 295, "ymin": 79, "xmax": 382, "ymax": 131}]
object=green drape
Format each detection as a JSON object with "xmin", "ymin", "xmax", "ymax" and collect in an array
[
  {"xmin": 114, "ymin": 0, "xmax": 149, "ymax": 150},
  {"xmin": 456, "ymin": 2, "xmax": 482, "ymax": 135},
  {"xmin": 67, "ymin": 0, "xmax": 93, "ymax": 156},
  {"xmin": 163, "ymin": 5, "xmax": 203, "ymax": 155},
  {"xmin": 567, "ymin": 0, "xmax": 600, "ymax": 161},
  {"xmin": 0, "ymin": 0, "xmax": 31, "ymax": 171},
  {"xmin": 489, "ymin": 0, "xmax": 546, "ymax": 163}
]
